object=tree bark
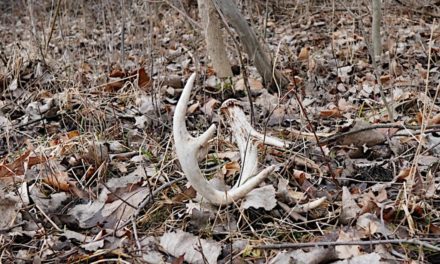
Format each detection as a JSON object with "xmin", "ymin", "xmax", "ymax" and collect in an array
[
  {"xmin": 198, "ymin": 0, "xmax": 233, "ymax": 78},
  {"xmin": 213, "ymin": 0, "xmax": 289, "ymax": 92},
  {"xmin": 372, "ymin": 0, "xmax": 382, "ymax": 62}
]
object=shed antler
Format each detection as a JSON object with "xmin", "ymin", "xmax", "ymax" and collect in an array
[{"xmin": 173, "ymin": 73, "xmax": 288, "ymax": 205}]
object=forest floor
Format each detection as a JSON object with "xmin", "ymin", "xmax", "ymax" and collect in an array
[{"xmin": 1, "ymin": 0, "xmax": 440, "ymax": 263}]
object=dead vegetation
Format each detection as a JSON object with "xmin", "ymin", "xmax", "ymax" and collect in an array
[{"xmin": 0, "ymin": 0, "xmax": 440, "ymax": 263}]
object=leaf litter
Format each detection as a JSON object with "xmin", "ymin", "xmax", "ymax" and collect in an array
[{"xmin": 0, "ymin": 0, "xmax": 440, "ymax": 263}]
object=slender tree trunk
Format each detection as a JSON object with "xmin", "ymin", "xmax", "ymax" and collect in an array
[
  {"xmin": 198, "ymin": 0, "xmax": 233, "ymax": 78},
  {"xmin": 372, "ymin": 0, "xmax": 382, "ymax": 62},
  {"xmin": 213, "ymin": 0, "xmax": 289, "ymax": 92}
]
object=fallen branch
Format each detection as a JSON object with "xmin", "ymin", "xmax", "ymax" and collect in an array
[
  {"xmin": 321, "ymin": 124, "xmax": 440, "ymax": 144},
  {"xmin": 253, "ymin": 238, "xmax": 440, "ymax": 251}
]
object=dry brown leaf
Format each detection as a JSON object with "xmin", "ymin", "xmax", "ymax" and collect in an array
[
  {"xmin": 109, "ymin": 68, "xmax": 125, "ymax": 78},
  {"xmin": 298, "ymin": 46, "xmax": 310, "ymax": 61},
  {"xmin": 235, "ymin": 78, "xmax": 264, "ymax": 94},
  {"xmin": 172, "ymin": 186, "xmax": 197, "ymax": 203},
  {"xmin": 395, "ymin": 167, "xmax": 412, "ymax": 182},
  {"xmin": 0, "ymin": 193, "xmax": 21, "ymax": 229},
  {"xmin": 138, "ymin": 68, "xmax": 152, "ymax": 91},
  {"xmin": 390, "ymin": 59, "xmax": 403, "ymax": 76},
  {"xmin": 221, "ymin": 161, "xmax": 240, "ymax": 178},
  {"xmin": 293, "ymin": 170, "xmax": 317, "ymax": 198},
  {"xmin": 338, "ymin": 98, "xmax": 355, "ymax": 112},
  {"xmin": 201, "ymin": 98, "xmax": 220, "ymax": 118},
  {"xmin": 356, "ymin": 213, "xmax": 392, "ymax": 236},
  {"xmin": 270, "ymin": 247, "xmax": 337, "ymax": 264},
  {"xmin": 187, "ymin": 102, "xmax": 200, "ymax": 114},
  {"xmin": 333, "ymin": 253, "xmax": 381, "ymax": 263},
  {"xmin": 429, "ymin": 223, "xmax": 440, "ymax": 235},
  {"xmin": 430, "ymin": 113, "xmax": 440, "ymax": 125},
  {"xmin": 419, "ymin": 112, "xmax": 440, "ymax": 125},
  {"xmin": 320, "ymin": 108, "xmax": 342, "ymax": 118},
  {"xmin": 104, "ymin": 80, "xmax": 125, "ymax": 92},
  {"xmin": 0, "ymin": 150, "xmax": 47, "ymax": 178},
  {"xmin": 380, "ymin": 74, "xmax": 391, "ymax": 85},
  {"xmin": 416, "ymin": 63, "xmax": 428, "ymax": 79},
  {"xmin": 206, "ymin": 66, "xmax": 216, "ymax": 76},
  {"xmin": 43, "ymin": 171, "xmax": 71, "ymax": 191}
]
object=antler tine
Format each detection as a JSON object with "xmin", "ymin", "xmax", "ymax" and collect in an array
[
  {"xmin": 173, "ymin": 73, "xmax": 217, "ymax": 146},
  {"xmin": 173, "ymin": 73, "xmax": 219, "ymax": 203},
  {"xmin": 173, "ymin": 73, "xmax": 278, "ymax": 205},
  {"xmin": 220, "ymin": 99, "xmax": 289, "ymax": 187},
  {"xmin": 221, "ymin": 100, "xmax": 289, "ymax": 149}
]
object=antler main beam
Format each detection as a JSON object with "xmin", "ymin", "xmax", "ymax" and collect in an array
[{"xmin": 173, "ymin": 73, "xmax": 287, "ymax": 205}]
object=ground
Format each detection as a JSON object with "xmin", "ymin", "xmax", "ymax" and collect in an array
[{"xmin": 0, "ymin": 0, "xmax": 440, "ymax": 263}]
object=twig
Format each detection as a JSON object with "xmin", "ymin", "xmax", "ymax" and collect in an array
[
  {"xmin": 132, "ymin": 176, "xmax": 185, "ymax": 219},
  {"xmin": 132, "ymin": 218, "xmax": 142, "ymax": 254},
  {"xmin": 291, "ymin": 85, "xmax": 339, "ymax": 187},
  {"xmin": 35, "ymin": 204, "xmax": 62, "ymax": 232},
  {"xmin": 45, "ymin": 0, "xmax": 62, "ymax": 54},
  {"xmin": 253, "ymin": 238, "xmax": 440, "ymax": 251},
  {"xmin": 101, "ymin": 182, "xmax": 138, "ymax": 209},
  {"xmin": 196, "ymin": 238, "xmax": 209, "ymax": 264},
  {"xmin": 320, "ymin": 124, "xmax": 440, "ymax": 144},
  {"xmin": 0, "ymin": 222, "xmax": 25, "ymax": 233},
  {"xmin": 394, "ymin": 1, "xmax": 440, "ymax": 18},
  {"xmin": 163, "ymin": 0, "xmax": 202, "ymax": 30},
  {"xmin": 120, "ymin": 0, "xmax": 126, "ymax": 68},
  {"xmin": 408, "ymin": 21, "xmax": 437, "ymax": 182},
  {"xmin": 338, "ymin": 0, "xmax": 394, "ymax": 121}
]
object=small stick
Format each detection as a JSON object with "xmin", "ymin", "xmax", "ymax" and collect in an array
[
  {"xmin": 320, "ymin": 124, "xmax": 440, "ymax": 144},
  {"xmin": 253, "ymin": 238, "xmax": 440, "ymax": 251},
  {"xmin": 45, "ymin": 0, "xmax": 62, "ymax": 54},
  {"xmin": 35, "ymin": 204, "xmax": 62, "ymax": 232}
]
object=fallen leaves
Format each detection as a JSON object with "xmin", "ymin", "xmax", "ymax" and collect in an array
[
  {"xmin": 0, "ymin": 150, "xmax": 47, "ymax": 178},
  {"xmin": 241, "ymin": 185, "xmax": 277, "ymax": 210},
  {"xmin": 0, "ymin": 0, "xmax": 439, "ymax": 263},
  {"xmin": 160, "ymin": 231, "xmax": 222, "ymax": 264},
  {"xmin": 338, "ymin": 120, "xmax": 386, "ymax": 147},
  {"xmin": 105, "ymin": 67, "xmax": 152, "ymax": 92}
]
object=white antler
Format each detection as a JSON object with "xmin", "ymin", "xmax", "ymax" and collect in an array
[{"xmin": 173, "ymin": 73, "xmax": 288, "ymax": 205}]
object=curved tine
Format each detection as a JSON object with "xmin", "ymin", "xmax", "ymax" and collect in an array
[
  {"xmin": 221, "ymin": 99, "xmax": 290, "ymax": 148},
  {"xmin": 222, "ymin": 102, "xmax": 259, "ymax": 186},
  {"xmin": 172, "ymin": 73, "xmax": 224, "ymax": 204},
  {"xmin": 173, "ymin": 73, "xmax": 216, "ymax": 147},
  {"xmin": 228, "ymin": 165, "xmax": 276, "ymax": 198},
  {"xmin": 236, "ymin": 142, "xmax": 259, "ymax": 187},
  {"xmin": 221, "ymin": 100, "xmax": 279, "ymax": 186},
  {"xmin": 173, "ymin": 73, "xmax": 197, "ymax": 140}
]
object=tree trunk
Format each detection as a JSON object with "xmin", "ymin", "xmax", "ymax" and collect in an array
[
  {"xmin": 198, "ymin": 0, "xmax": 233, "ymax": 78},
  {"xmin": 372, "ymin": 0, "xmax": 382, "ymax": 62},
  {"xmin": 213, "ymin": 0, "xmax": 289, "ymax": 92}
]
